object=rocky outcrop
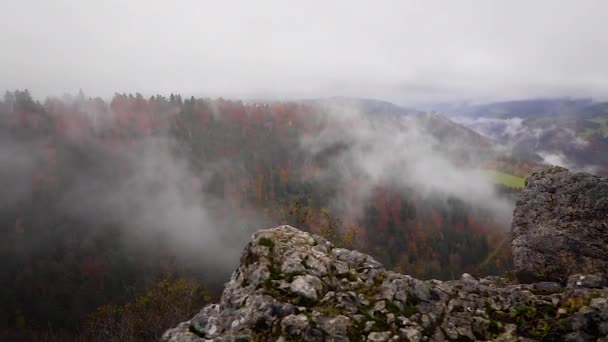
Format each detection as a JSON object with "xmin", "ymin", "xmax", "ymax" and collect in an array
[
  {"xmin": 163, "ymin": 225, "xmax": 608, "ymax": 341},
  {"xmin": 511, "ymin": 166, "xmax": 608, "ymax": 283}
]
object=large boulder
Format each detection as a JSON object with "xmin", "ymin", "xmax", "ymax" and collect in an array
[
  {"xmin": 511, "ymin": 166, "xmax": 608, "ymax": 283},
  {"xmin": 164, "ymin": 225, "xmax": 608, "ymax": 341}
]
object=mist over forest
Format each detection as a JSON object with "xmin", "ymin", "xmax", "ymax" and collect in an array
[
  {"xmin": 2, "ymin": 1, "xmax": 608, "ymax": 340},
  {"xmin": 0, "ymin": 91, "xmax": 516, "ymax": 337},
  {"xmin": 5, "ymin": 89, "xmax": 608, "ymax": 339}
]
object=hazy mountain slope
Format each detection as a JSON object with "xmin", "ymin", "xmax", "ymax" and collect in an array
[
  {"xmin": 436, "ymin": 98, "xmax": 608, "ymax": 175},
  {"xmin": 306, "ymin": 97, "xmax": 423, "ymax": 123},
  {"xmin": 430, "ymin": 98, "xmax": 596, "ymax": 119},
  {"xmin": 311, "ymin": 97, "xmax": 498, "ymax": 153}
]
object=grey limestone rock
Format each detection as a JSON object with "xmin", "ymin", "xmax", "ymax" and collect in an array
[
  {"xmin": 164, "ymin": 224, "xmax": 608, "ymax": 341},
  {"xmin": 511, "ymin": 166, "xmax": 608, "ymax": 283}
]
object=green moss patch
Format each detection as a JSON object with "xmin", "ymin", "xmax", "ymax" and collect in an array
[{"xmin": 258, "ymin": 237, "xmax": 275, "ymax": 250}]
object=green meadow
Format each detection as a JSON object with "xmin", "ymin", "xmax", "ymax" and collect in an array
[{"xmin": 486, "ymin": 170, "xmax": 526, "ymax": 189}]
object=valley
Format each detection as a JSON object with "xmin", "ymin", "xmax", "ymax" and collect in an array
[{"xmin": 0, "ymin": 92, "xmax": 605, "ymax": 340}]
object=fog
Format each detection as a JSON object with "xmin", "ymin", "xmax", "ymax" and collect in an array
[
  {"xmin": 1, "ymin": 1, "xmax": 607, "ymax": 104},
  {"xmin": 452, "ymin": 117, "xmax": 527, "ymax": 141},
  {"xmin": 61, "ymin": 137, "xmax": 254, "ymax": 271},
  {"xmin": 1, "ymin": 92, "xmax": 514, "ymax": 280},
  {"xmin": 452, "ymin": 114, "xmax": 604, "ymax": 174},
  {"xmin": 302, "ymin": 103, "xmax": 514, "ymax": 226},
  {"xmin": 0, "ymin": 129, "xmax": 259, "ymax": 278}
]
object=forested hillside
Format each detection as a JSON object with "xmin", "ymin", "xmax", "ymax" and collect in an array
[{"xmin": 1, "ymin": 91, "xmax": 522, "ymax": 340}]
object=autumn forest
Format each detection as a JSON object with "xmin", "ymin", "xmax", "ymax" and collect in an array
[{"xmin": 0, "ymin": 90, "xmax": 526, "ymax": 340}]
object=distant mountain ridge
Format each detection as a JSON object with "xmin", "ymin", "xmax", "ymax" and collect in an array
[
  {"xmin": 427, "ymin": 98, "xmax": 608, "ymax": 176},
  {"xmin": 308, "ymin": 96, "xmax": 498, "ymax": 150},
  {"xmin": 307, "ymin": 96, "xmax": 423, "ymax": 118},
  {"xmin": 427, "ymin": 98, "xmax": 608, "ymax": 120}
]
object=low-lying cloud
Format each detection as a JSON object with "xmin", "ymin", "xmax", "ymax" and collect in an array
[
  {"xmin": 301, "ymin": 104, "xmax": 514, "ymax": 226},
  {"xmin": 0, "ymin": 123, "xmax": 262, "ymax": 277}
]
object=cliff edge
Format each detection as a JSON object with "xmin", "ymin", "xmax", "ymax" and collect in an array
[
  {"xmin": 512, "ymin": 166, "xmax": 608, "ymax": 283},
  {"xmin": 164, "ymin": 168, "xmax": 608, "ymax": 341}
]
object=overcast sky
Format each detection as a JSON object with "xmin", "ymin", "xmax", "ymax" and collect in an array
[{"xmin": 1, "ymin": 0, "xmax": 607, "ymax": 104}]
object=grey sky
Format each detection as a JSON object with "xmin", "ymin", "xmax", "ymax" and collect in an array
[{"xmin": 1, "ymin": 0, "xmax": 607, "ymax": 104}]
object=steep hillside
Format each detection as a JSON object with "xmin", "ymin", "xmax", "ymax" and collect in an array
[{"xmin": 310, "ymin": 97, "xmax": 423, "ymax": 118}]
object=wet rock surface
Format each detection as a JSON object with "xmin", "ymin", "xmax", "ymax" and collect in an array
[
  {"xmin": 164, "ymin": 225, "xmax": 608, "ymax": 341},
  {"xmin": 511, "ymin": 166, "xmax": 608, "ymax": 283}
]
